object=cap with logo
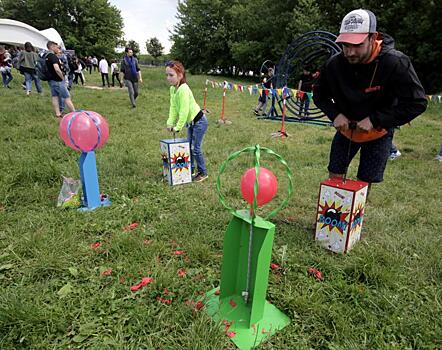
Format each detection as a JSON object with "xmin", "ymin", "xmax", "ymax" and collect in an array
[{"xmin": 336, "ymin": 9, "xmax": 377, "ymax": 45}]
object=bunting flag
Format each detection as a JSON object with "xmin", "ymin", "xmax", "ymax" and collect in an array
[{"xmin": 203, "ymin": 79, "xmax": 442, "ymax": 103}]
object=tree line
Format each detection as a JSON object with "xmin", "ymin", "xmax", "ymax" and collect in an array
[
  {"xmin": 1, "ymin": 0, "xmax": 440, "ymax": 92},
  {"xmin": 0, "ymin": 0, "xmax": 164, "ymax": 59},
  {"xmin": 170, "ymin": 0, "xmax": 442, "ymax": 93}
]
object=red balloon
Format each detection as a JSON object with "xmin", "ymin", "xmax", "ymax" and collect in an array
[
  {"xmin": 59, "ymin": 111, "xmax": 109, "ymax": 152},
  {"xmin": 240, "ymin": 167, "xmax": 278, "ymax": 206}
]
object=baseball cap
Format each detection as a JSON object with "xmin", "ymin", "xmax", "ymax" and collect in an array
[{"xmin": 336, "ymin": 9, "xmax": 377, "ymax": 44}]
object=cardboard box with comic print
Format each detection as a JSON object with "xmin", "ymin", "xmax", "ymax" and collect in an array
[
  {"xmin": 315, "ymin": 177, "xmax": 368, "ymax": 253},
  {"xmin": 160, "ymin": 138, "xmax": 192, "ymax": 186}
]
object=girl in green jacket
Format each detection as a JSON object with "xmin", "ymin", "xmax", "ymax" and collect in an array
[{"xmin": 166, "ymin": 60, "xmax": 208, "ymax": 182}]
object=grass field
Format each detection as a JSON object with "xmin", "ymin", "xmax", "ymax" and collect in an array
[{"xmin": 0, "ymin": 67, "xmax": 441, "ymax": 349}]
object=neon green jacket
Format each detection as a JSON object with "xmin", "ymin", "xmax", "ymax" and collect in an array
[{"xmin": 167, "ymin": 83, "xmax": 200, "ymax": 132}]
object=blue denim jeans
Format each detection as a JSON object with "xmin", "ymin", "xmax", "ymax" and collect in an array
[
  {"xmin": 24, "ymin": 71, "xmax": 42, "ymax": 93},
  {"xmin": 187, "ymin": 115, "xmax": 208, "ymax": 175},
  {"xmin": 1, "ymin": 68, "xmax": 13, "ymax": 87}
]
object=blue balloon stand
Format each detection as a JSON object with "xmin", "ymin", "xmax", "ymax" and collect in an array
[{"xmin": 78, "ymin": 151, "xmax": 110, "ymax": 211}]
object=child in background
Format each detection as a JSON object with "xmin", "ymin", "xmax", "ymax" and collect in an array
[
  {"xmin": 435, "ymin": 140, "xmax": 442, "ymax": 162},
  {"xmin": 111, "ymin": 60, "xmax": 122, "ymax": 87},
  {"xmin": 165, "ymin": 60, "xmax": 209, "ymax": 182},
  {"xmin": 253, "ymin": 67, "xmax": 274, "ymax": 116}
]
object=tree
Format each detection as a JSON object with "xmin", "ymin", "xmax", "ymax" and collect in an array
[
  {"xmin": 126, "ymin": 40, "xmax": 140, "ymax": 55},
  {"xmin": 145, "ymin": 37, "xmax": 164, "ymax": 58},
  {"xmin": 1, "ymin": 0, "xmax": 124, "ymax": 58},
  {"xmin": 170, "ymin": 0, "xmax": 234, "ymax": 74},
  {"xmin": 169, "ymin": 0, "xmax": 441, "ymax": 92}
]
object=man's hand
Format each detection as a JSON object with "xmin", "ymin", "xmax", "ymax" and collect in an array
[
  {"xmin": 139, "ymin": 77, "xmax": 143, "ymax": 83},
  {"xmin": 333, "ymin": 113, "xmax": 350, "ymax": 131},
  {"xmin": 356, "ymin": 117, "xmax": 373, "ymax": 132}
]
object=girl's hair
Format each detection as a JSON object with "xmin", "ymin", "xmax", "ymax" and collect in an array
[
  {"xmin": 24, "ymin": 42, "xmax": 34, "ymax": 52},
  {"xmin": 165, "ymin": 60, "xmax": 187, "ymax": 85}
]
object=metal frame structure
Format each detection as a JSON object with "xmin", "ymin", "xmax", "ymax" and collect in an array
[{"xmin": 260, "ymin": 31, "xmax": 341, "ymax": 126}]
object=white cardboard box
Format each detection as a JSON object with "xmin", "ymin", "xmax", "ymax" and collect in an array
[
  {"xmin": 160, "ymin": 138, "xmax": 192, "ymax": 186},
  {"xmin": 315, "ymin": 177, "xmax": 368, "ymax": 253}
]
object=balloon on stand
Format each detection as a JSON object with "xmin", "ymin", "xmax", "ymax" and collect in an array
[
  {"xmin": 240, "ymin": 167, "xmax": 278, "ymax": 206},
  {"xmin": 58, "ymin": 110, "xmax": 111, "ymax": 211},
  {"xmin": 59, "ymin": 110, "xmax": 109, "ymax": 152}
]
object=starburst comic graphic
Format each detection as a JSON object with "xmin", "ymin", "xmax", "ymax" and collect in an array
[
  {"xmin": 350, "ymin": 203, "xmax": 364, "ymax": 232},
  {"xmin": 317, "ymin": 201, "xmax": 349, "ymax": 235},
  {"xmin": 170, "ymin": 152, "xmax": 190, "ymax": 173}
]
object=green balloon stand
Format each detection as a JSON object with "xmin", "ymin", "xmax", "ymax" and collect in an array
[{"xmin": 206, "ymin": 145, "xmax": 292, "ymax": 349}]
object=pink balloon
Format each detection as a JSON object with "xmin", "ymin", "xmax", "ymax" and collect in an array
[
  {"xmin": 240, "ymin": 167, "xmax": 278, "ymax": 206},
  {"xmin": 59, "ymin": 110, "xmax": 109, "ymax": 152}
]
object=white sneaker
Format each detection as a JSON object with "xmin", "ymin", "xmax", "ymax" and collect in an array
[
  {"xmin": 434, "ymin": 155, "xmax": 442, "ymax": 162},
  {"xmin": 389, "ymin": 150, "xmax": 401, "ymax": 160}
]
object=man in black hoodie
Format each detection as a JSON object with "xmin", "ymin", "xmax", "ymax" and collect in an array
[{"xmin": 313, "ymin": 9, "xmax": 427, "ymax": 189}]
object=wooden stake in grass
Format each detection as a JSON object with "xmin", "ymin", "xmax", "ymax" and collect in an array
[
  {"xmin": 202, "ymin": 87, "xmax": 211, "ymax": 114},
  {"xmin": 271, "ymin": 87, "xmax": 289, "ymax": 138},
  {"xmin": 217, "ymin": 85, "xmax": 232, "ymax": 125}
]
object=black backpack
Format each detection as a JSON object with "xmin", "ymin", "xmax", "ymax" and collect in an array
[{"xmin": 36, "ymin": 52, "xmax": 50, "ymax": 81}]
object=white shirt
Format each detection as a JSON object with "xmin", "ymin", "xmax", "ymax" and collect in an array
[
  {"xmin": 111, "ymin": 62, "xmax": 118, "ymax": 74},
  {"xmin": 74, "ymin": 63, "xmax": 82, "ymax": 73},
  {"xmin": 99, "ymin": 59, "xmax": 108, "ymax": 74}
]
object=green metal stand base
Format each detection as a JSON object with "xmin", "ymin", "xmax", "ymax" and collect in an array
[
  {"xmin": 204, "ymin": 210, "xmax": 290, "ymax": 349},
  {"xmin": 205, "ymin": 288, "xmax": 290, "ymax": 349}
]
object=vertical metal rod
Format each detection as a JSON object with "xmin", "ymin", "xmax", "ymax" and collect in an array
[
  {"xmin": 343, "ymin": 123, "xmax": 355, "ymax": 183},
  {"xmin": 243, "ymin": 208, "xmax": 254, "ymax": 304}
]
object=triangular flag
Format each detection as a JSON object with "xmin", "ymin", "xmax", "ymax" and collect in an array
[
  {"xmin": 264, "ymin": 89, "xmax": 270, "ymax": 96},
  {"xmin": 277, "ymin": 89, "xmax": 282, "ymax": 96},
  {"xmin": 258, "ymin": 88, "xmax": 262, "ymax": 96},
  {"xmin": 291, "ymin": 89, "xmax": 297, "ymax": 96}
]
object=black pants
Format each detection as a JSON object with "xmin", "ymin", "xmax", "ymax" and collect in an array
[
  {"xmin": 74, "ymin": 72, "xmax": 84, "ymax": 85},
  {"xmin": 101, "ymin": 73, "xmax": 110, "ymax": 87},
  {"xmin": 328, "ymin": 129, "xmax": 394, "ymax": 183},
  {"xmin": 112, "ymin": 73, "xmax": 122, "ymax": 87}
]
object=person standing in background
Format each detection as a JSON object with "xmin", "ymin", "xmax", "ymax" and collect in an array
[
  {"xmin": 120, "ymin": 48, "xmax": 142, "ymax": 108},
  {"xmin": 99, "ymin": 57, "xmax": 110, "ymax": 87},
  {"xmin": 18, "ymin": 42, "xmax": 42, "ymax": 95}
]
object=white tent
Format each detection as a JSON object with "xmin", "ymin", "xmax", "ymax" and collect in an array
[{"xmin": 0, "ymin": 18, "xmax": 65, "ymax": 50}]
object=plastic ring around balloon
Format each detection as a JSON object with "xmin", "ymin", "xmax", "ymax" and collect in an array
[
  {"xmin": 66, "ymin": 110, "xmax": 102, "ymax": 151},
  {"xmin": 216, "ymin": 145, "xmax": 293, "ymax": 220}
]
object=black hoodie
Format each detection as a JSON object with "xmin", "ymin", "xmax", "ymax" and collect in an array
[{"xmin": 313, "ymin": 33, "xmax": 427, "ymax": 129}]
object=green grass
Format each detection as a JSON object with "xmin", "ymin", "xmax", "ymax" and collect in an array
[{"xmin": 0, "ymin": 68, "xmax": 441, "ymax": 349}]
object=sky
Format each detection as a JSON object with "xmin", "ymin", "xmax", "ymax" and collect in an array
[{"xmin": 109, "ymin": 0, "xmax": 179, "ymax": 54}]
